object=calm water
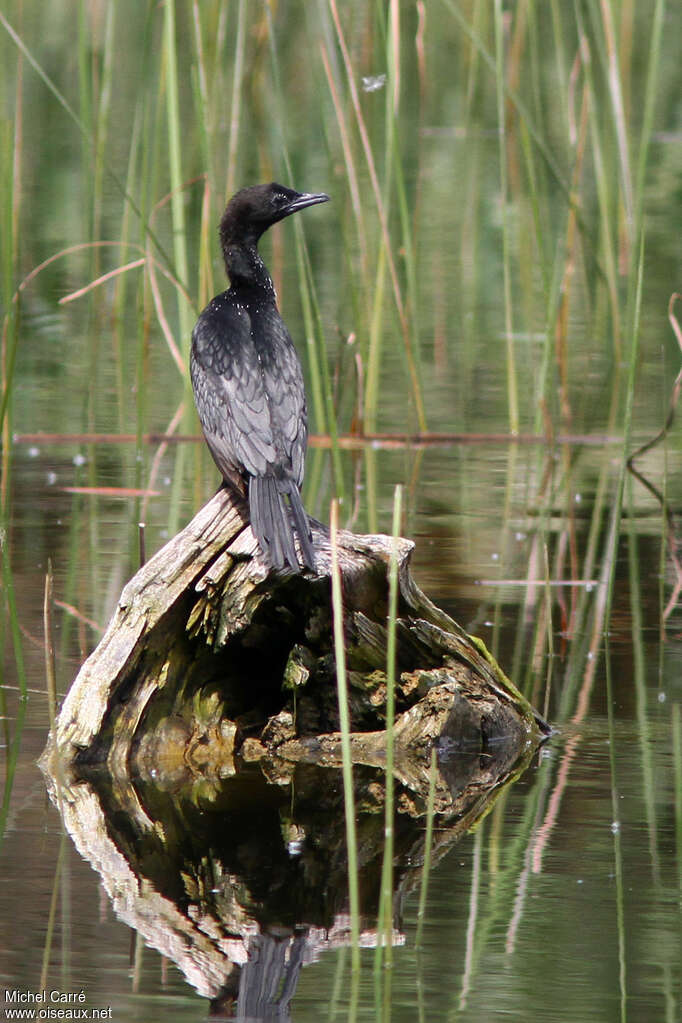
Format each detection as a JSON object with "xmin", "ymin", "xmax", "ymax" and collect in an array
[
  {"xmin": 3, "ymin": 2, "xmax": 682, "ymax": 1021},
  {"xmin": 3, "ymin": 437, "xmax": 681, "ymax": 1022}
]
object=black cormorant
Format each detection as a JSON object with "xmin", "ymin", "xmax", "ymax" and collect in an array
[{"xmin": 190, "ymin": 182, "xmax": 329, "ymax": 571}]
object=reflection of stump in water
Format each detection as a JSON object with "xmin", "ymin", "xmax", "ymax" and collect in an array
[
  {"xmin": 40, "ymin": 489, "xmax": 550, "ymax": 1013},
  {"xmin": 40, "ymin": 750, "xmax": 538, "ymax": 1009},
  {"xmin": 44, "ymin": 487, "xmax": 548, "ymax": 779}
]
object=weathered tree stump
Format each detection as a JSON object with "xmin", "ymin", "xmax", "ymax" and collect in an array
[
  {"xmin": 42, "ymin": 487, "xmax": 548, "ymax": 781},
  {"xmin": 40, "ymin": 488, "xmax": 549, "ymax": 1011}
]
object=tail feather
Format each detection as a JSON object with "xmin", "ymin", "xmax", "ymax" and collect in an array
[
  {"xmin": 286, "ymin": 482, "xmax": 315, "ymax": 571},
  {"xmin": 249, "ymin": 476, "xmax": 269, "ymax": 561},
  {"xmin": 274, "ymin": 480, "xmax": 298, "ymax": 569},
  {"xmin": 249, "ymin": 475, "xmax": 315, "ymax": 572},
  {"xmin": 250, "ymin": 475, "xmax": 282, "ymax": 568}
]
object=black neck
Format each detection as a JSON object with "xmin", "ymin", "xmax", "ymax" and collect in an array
[{"xmin": 223, "ymin": 242, "xmax": 274, "ymax": 295}]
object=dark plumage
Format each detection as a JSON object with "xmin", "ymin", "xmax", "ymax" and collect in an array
[{"xmin": 190, "ymin": 182, "xmax": 329, "ymax": 571}]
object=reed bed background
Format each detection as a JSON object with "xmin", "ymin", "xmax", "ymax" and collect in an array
[{"xmin": 1, "ymin": 1, "xmax": 681, "ymax": 1019}]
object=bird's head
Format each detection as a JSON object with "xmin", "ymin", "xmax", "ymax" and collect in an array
[{"xmin": 219, "ymin": 183, "xmax": 329, "ymax": 250}]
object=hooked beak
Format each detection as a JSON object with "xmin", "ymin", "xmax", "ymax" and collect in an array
[{"xmin": 284, "ymin": 191, "xmax": 330, "ymax": 215}]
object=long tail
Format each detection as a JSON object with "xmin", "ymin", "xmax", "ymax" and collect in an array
[{"xmin": 249, "ymin": 475, "xmax": 315, "ymax": 572}]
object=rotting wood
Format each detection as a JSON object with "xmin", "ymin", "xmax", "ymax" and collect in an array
[{"xmin": 42, "ymin": 487, "xmax": 549, "ymax": 780}]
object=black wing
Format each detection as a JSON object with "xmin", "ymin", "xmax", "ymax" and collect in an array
[
  {"xmin": 253, "ymin": 303, "xmax": 308, "ymax": 487},
  {"xmin": 190, "ymin": 294, "xmax": 280, "ymax": 482}
]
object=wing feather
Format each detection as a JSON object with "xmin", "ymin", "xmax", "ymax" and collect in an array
[
  {"xmin": 190, "ymin": 295, "xmax": 278, "ymax": 479},
  {"xmin": 254, "ymin": 306, "xmax": 308, "ymax": 487}
]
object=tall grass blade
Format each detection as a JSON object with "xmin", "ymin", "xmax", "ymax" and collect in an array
[
  {"xmin": 43, "ymin": 562, "xmax": 58, "ymax": 728},
  {"xmin": 384, "ymin": 1, "xmax": 426, "ymax": 434},
  {"xmin": 40, "ymin": 836, "xmax": 67, "ymax": 990},
  {"xmin": 598, "ymin": 0, "xmax": 634, "ymax": 247},
  {"xmin": 415, "ymin": 746, "xmax": 438, "ymax": 949},
  {"xmin": 330, "ymin": 499, "xmax": 361, "ymax": 973},
  {"xmin": 626, "ymin": 479, "xmax": 661, "ymax": 879},
  {"xmin": 604, "ymin": 646, "xmax": 628, "ymax": 1020},
  {"xmin": 0, "ymin": 118, "xmax": 17, "ymax": 500},
  {"xmin": 494, "ymin": 0, "xmax": 519, "ymax": 434},
  {"xmin": 457, "ymin": 827, "xmax": 483, "ymax": 1011},
  {"xmin": 375, "ymin": 484, "xmax": 402, "ymax": 989},
  {"xmin": 0, "ymin": 697, "xmax": 27, "ymax": 848},
  {"xmin": 163, "ymin": 0, "xmax": 192, "ymax": 350},
  {"xmin": 573, "ymin": 3, "xmax": 621, "ymax": 360},
  {"xmin": 634, "ymin": 0, "xmax": 666, "ymax": 231},
  {"xmin": 0, "ymin": 525, "xmax": 26, "ymax": 700},
  {"xmin": 93, "ymin": 1, "xmax": 116, "ymax": 240},
  {"xmin": 226, "ymin": 0, "xmax": 247, "ymax": 200},
  {"xmin": 190, "ymin": 3, "xmax": 210, "ymax": 176}
]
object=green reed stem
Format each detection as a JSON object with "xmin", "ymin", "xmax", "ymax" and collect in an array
[
  {"xmin": 0, "ymin": 678, "xmax": 8, "ymax": 805},
  {"xmin": 494, "ymin": 0, "xmax": 519, "ymax": 435},
  {"xmin": 634, "ymin": 0, "xmax": 665, "ymax": 232},
  {"xmin": 330, "ymin": 499, "xmax": 361, "ymax": 973},
  {"xmin": 0, "ymin": 524, "xmax": 26, "ymax": 699},
  {"xmin": 0, "ymin": 120, "xmax": 17, "ymax": 449},
  {"xmin": 626, "ymin": 477, "xmax": 661, "ymax": 879},
  {"xmin": 365, "ymin": 245, "xmax": 388, "ymax": 436},
  {"xmin": 415, "ymin": 745, "xmax": 438, "ymax": 949},
  {"xmin": 0, "ymin": 697, "xmax": 27, "ymax": 848},
  {"xmin": 384, "ymin": 0, "xmax": 425, "ymax": 435},
  {"xmin": 161, "ymin": 0, "xmax": 196, "ymax": 535},
  {"xmin": 226, "ymin": 0, "xmax": 247, "ymax": 200},
  {"xmin": 548, "ymin": 1, "xmax": 569, "ymax": 136},
  {"xmin": 363, "ymin": 447, "xmax": 379, "ymax": 536},
  {"xmin": 456, "ymin": 826, "xmax": 482, "ymax": 1013},
  {"xmin": 43, "ymin": 562, "xmax": 58, "ymax": 727},
  {"xmin": 573, "ymin": 1, "xmax": 621, "ymax": 358},
  {"xmin": 542, "ymin": 542, "xmax": 555, "ymax": 720},
  {"xmin": 94, "ymin": 2, "xmax": 115, "ymax": 237},
  {"xmin": 163, "ymin": 0, "xmax": 192, "ymax": 351},
  {"xmin": 40, "ymin": 835, "xmax": 67, "ymax": 990},
  {"xmin": 595, "ymin": 0, "xmax": 634, "ymax": 246},
  {"xmin": 76, "ymin": 3, "xmax": 92, "ymax": 146},
  {"xmin": 115, "ymin": 110, "xmax": 143, "ymax": 440},
  {"xmin": 190, "ymin": 3, "xmax": 210, "ymax": 177},
  {"xmin": 604, "ymin": 641, "xmax": 628, "ymax": 1020},
  {"xmin": 327, "ymin": 944, "xmax": 347, "ymax": 1021},
  {"xmin": 375, "ymin": 484, "xmax": 402, "ymax": 980}
]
